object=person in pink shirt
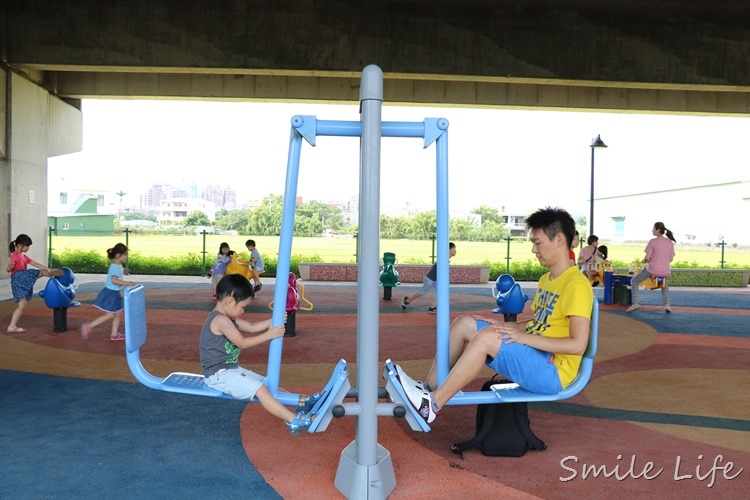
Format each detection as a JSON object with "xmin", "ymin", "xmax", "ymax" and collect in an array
[
  {"xmin": 5, "ymin": 233, "xmax": 64, "ymax": 332},
  {"xmin": 626, "ymin": 222, "xmax": 676, "ymax": 313}
]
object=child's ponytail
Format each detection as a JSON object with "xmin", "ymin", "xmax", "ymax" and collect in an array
[
  {"xmin": 9, "ymin": 234, "xmax": 32, "ymax": 253},
  {"xmin": 107, "ymin": 243, "xmax": 129, "ymax": 260}
]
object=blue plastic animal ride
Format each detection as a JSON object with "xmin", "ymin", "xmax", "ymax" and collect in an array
[
  {"xmin": 491, "ymin": 274, "xmax": 528, "ymax": 322},
  {"xmin": 38, "ymin": 267, "xmax": 81, "ymax": 333}
]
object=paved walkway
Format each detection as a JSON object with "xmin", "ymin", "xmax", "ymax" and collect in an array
[
  {"xmin": 2, "ymin": 273, "xmax": 747, "ymax": 303},
  {"xmin": 0, "ymin": 273, "xmax": 212, "ymax": 302}
]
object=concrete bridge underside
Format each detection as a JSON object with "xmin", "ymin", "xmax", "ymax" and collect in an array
[
  {"xmin": 4, "ymin": 0, "xmax": 750, "ymax": 114},
  {"xmin": 1, "ymin": 0, "xmax": 749, "ymax": 263}
]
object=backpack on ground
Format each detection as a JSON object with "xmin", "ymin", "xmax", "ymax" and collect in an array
[
  {"xmin": 613, "ymin": 285, "xmax": 631, "ymax": 306},
  {"xmin": 450, "ymin": 376, "xmax": 547, "ymax": 458}
]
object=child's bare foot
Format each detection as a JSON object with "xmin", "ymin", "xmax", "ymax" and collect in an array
[{"xmin": 7, "ymin": 326, "xmax": 25, "ymax": 333}]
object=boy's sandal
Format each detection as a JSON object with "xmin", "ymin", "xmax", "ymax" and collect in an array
[
  {"xmin": 286, "ymin": 413, "xmax": 313, "ymax": 436},
  {"xmin": 109, "ymin": 332, "xmax": 126, "ymax": 341},
  {"xmin": 6, "ymin": 326, "xmax": 25, "ymax": 333}
]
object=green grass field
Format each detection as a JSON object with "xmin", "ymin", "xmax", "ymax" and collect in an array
[{"xmin": 49, "ymin": 234, "xmax": 750, "ymax": 269}]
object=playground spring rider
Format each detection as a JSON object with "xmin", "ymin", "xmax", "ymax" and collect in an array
[
  {"xmin": 492, "ymin": 274, "xmax": 528, "ymax": 322},
  {"xmin": 38, "ymin": 267, "xmax": 81, "ymax": 332},
  {"xmin": 269, "ymin": 272, "xmax": 313, "ymax": 337},
  {"xmin": 630, "ymin": 260, "xmax": 667, "ymax": 290},
  {"xmin": 379, "ymin": 252, "xmax": 400, "ymax": 301}
]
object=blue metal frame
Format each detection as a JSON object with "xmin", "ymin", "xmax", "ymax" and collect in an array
[{"xmin": 266, "ymin": 115, "xmax": 450, "ymax": 405}]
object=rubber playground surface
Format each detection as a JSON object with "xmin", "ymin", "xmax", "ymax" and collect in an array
[{"xmin": 1, "ymin": 275, "xmax": 748, "ymax": 498}]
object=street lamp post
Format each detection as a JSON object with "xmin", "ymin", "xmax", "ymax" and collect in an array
[{"xmin": 589, "ymin": 134, "xmax": 608, "ymax": 237}]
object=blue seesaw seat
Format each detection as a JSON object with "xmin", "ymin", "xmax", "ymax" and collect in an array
[
  {"xmin": 489, "ymin": 296, "xmax": 599, "ymax": 403},
  {"xmin": 123, "ymin": 284, "xmax": 232, "ymax": 399},
  {"xmin": 123, "ymin": 284, "xmax": 350, "ymax": 427},
  {"xmin": 442, "ymin": 297, "xmax": 599, "ymax": 406}
]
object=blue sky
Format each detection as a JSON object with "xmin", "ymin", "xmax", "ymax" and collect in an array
[{"xmin": 49, "ymin": 99, "xmax": 748, "ymax": 219}]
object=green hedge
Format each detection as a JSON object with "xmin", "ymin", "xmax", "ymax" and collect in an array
[
  {"xmin": 51, "ymin": 250, "xmax": 747, "ymax": 287},
  {"xmin": 50, "ymin": 250, "xmax": 324, "ymax": 278},
  {"xmin": 666, "ymin": 269, "xmax": 748, "ymax": 287}
]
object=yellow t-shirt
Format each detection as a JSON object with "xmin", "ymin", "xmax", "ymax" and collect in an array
[{"xmin": 526, "ymin": 266, "xmax": 594, "ymax": 388}]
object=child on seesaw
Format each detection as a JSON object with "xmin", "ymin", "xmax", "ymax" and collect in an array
[
  {"xmin": 6, "ymin": 233, "xmax": 65, "ymax": 333},
  {"xmin": 199, "ymin": 274, "xmax": 313, "ymax": 434}
]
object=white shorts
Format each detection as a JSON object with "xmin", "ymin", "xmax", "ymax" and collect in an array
[{"xmin": 205, "ymin": 367, "xmax": 265, "ymax": 400}]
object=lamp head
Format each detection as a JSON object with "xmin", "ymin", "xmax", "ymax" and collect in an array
[{"xmin": 590, "ymin": 134, "xmax": 607, "ymax": 148}]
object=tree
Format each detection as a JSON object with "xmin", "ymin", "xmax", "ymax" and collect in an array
[
  {"xmin": 214, "ymin": 208, "xmax": 250, "ymax": 231},
  {"xmin": 576, "ymin": 215, "xmax": 588, "ymax": 239},
  {"xmin": 119, "ymin": 211, "xmax": 157, "ymax": 222},
  {"xmin": 184, "ymin": 210, "xmax": 210, "ymax": 226},
  {"xmin": 247, "ymin": 194, "xmax": 284, "ymax": 235},
  {"xmin": 477, "ymin": 219, "xmax": 509, "ymax": 242},
  {"xmin": 471, "ymin": 205, "xmax": 503, "ymax": 225},
  {"xmin": 449, "ymin": 217, "xmax": 478, "ymax": 241},
  {"xmin": 380, "ymin": 215, "xmax": 407, "ymax": 239},
  {"xmin": 296, "ymin": 200, "xmax": 345, "ymax": 234},
  {"xmin": 294, "ymin": 214, "xmax": 323, "ymax": 236}
]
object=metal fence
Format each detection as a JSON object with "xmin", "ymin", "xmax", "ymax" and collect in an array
[{"xmin": 47, "ymin": 227, "xmax": 750, "ymax": 276}]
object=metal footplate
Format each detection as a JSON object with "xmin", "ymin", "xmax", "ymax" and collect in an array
[{"xmin": 307, "ymin": 358, "xmax": 352, "ymax": 433}]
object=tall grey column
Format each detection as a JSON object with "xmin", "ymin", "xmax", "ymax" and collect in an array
[{"xmin": 334, "ymin": 64, "xmax": 396, "ymax": 499}]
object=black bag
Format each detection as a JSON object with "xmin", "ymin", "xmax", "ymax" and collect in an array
[{"xmin": 450, "ymin": 377, "xmax": 547, "ymax": 458}]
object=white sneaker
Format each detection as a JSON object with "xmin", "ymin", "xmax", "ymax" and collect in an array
[
  {"xmin": 394, "ymin": 364, "xmax": 428, "ymax": 391},
  {"xmin": 626, "ymin": 304, "xmax": 641, "ymax": 313},
  {"xmin": 394, "ymin": 365, "xmax": 438, "ymax": 423}
]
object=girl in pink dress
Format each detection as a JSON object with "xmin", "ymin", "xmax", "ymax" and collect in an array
[{"xmin": 5, "ymin": 234, "xmax": 63, "ymax": 332}]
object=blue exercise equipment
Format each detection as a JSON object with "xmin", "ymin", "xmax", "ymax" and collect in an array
[
  {"xmin": 445, "ymin": 297, "xmax": 599, "ymax": 406},
  {"xmin": 491, "ymin": 274, "xmax": 529, "ymax": 322},
  {"xmin": 382, "ymin": 359, "xmax": 431, "ymax": 432},
  {"xmin": 125, "ymin": 65, "xmax": 600, "ymax": 498},
  {"xmin": 379, "ymin": 252, "xmax": 400, "ymax": 301},
  {"xmin": 490, "ymin": 297, "xmax": 598, "ymax": 403},
  {"xmin": 123, "ymin": 284, "xmax": 342, "ymax": 416},
  {"xmin": 306, "ymin": 359, "xmax": 351, "ymax": 433},
  {"xmin": 38, "ymin": 267, "xmax": 80, "ymax": 332},
  {"xmin": 124, "ymin": 284, "xmax": 239, "ymax": 399}
]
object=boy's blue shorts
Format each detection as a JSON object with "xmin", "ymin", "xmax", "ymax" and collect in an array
[{"xmin": 475, "ymin": 320, "xmax": 563, "ymax": 394}]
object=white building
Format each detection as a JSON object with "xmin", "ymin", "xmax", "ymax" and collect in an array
[
  {"xmin": 593, "ymin": 180, "xmax": 750, "ymax": 245},
  {"xmin": 158, "ymin": 197, "xmax": 217, "ymax": 224},
  {"xmin": 47, "ymin": 177, "xmax": 119, "ymax": 216}
]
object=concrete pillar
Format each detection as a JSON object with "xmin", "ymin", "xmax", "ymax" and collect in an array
[{"xmin": 1, "ymin": 69, "xmax": 82, "ymax": 275}]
